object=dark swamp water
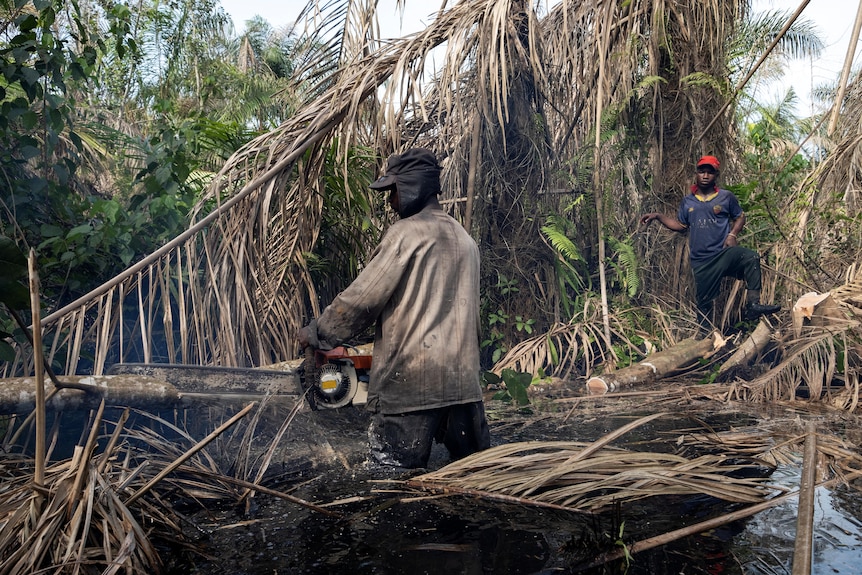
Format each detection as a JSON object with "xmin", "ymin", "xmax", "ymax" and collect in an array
[{"xmin": 151, "ymin": 394, "xmax": 862, "ymax": 575}]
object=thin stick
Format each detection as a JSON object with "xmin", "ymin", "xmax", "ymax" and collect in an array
[
  {"xmin": 791, "ymin": 423, "xmax": 817, "ymax": 575},
  {"xmin": 69, "ymin": 400, "xmax": 105, "ymax": 515},
  {"xmin": 97, "ymin": 408, "xmax": 130, "ymax": 475},
  {"xmin": 28, "ymin": 249, "xmax": 45, "ymax": 488},
  {"xmin": 190, "ymin": 469, "xmax": 342, "ymax": 519},
  {"xmin": 125, "ymin": 402, "xmax": 256, "ymax": 505}
]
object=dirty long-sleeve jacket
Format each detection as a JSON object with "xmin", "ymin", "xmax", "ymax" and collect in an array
[{"xmin": 311, "ymin": 206, "xmax": 482, "ymax": 414}]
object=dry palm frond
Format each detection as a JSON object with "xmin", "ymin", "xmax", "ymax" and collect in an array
[
  {"xmin": 677, "ymin": 427, "xmax": 803, "ymax": 468},
  {"xmin": 408, "ymin": 413, "xmax": 779, "ymax": 512},
  {"xmin": 0, "ymin": 411, "xmax": 163, "ymax": 574},
  {"xmin": 831, "ymin": 272, "xmax": 862, "ymax": 310},
  {"xmin": 492, "ymin": 320, "xmax": 607, "ymax": 380},
  {"xmin": 728, "ymin": 320, "xmax": 859, "ymax": 405},
  {"xmin": 492, "ymin": 301, "xmax": 688, "ymax": 380},
  {"xmin": 0, "ymin": 398, "xmax": 317, "ymax": 574},
  {"xmin": 677, "ymin": 422, "xmax": 862, "ymax": 478}
]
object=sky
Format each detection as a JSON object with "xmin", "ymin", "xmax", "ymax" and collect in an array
[
  {"xmin": 218, "ymin": 0, "xmax": 860, "ymax": 116},
  {"xmin": 755, "ymin": 0, "xmax": 860, "ymax": 115}
]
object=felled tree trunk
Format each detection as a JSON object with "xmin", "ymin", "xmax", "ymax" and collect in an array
[
  {"xmin": 718, "ymin": 320, "xmax": 772, "ymax": 376},
  {"xmin": 0, "ymin": 375, "xmax": 181, "ymax": 414},
  {"xmin": 586, "ymin": 333, "xmax": 725, "ymax": 394}
]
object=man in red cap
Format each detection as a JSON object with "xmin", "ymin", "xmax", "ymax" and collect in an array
[
  {"xmin": 298, "ymin": 148, "xmax": 490, "ymax": 469},
  {"xmin": 640, "ymin": 155, "xmax": 780, "ymax": 335}
]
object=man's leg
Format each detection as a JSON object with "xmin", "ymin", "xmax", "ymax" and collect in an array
[
  {"xmin": 727, "ymin": 246, "xmax": 781, "ymax": 320},
  {"xmin": 437, "ymin": 401, "xmax": 491, "ymax": 460},
  {"xmin": 368, "ymin": 409, "xmax": 442, "ymax": 468},
  {"xmin": 697, "ymin": 247, "xmax": 780, "ymax": 322},
  {"xmin": 692, "ymin": 260, "xmax": 724, "ymax": 336}
]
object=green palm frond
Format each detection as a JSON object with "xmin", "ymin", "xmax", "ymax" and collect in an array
[
  {"xmin": 607, "ymin": 235, "xmax": 640, "ymax": 298},
  {"xmin": 679, "ymin": 71, "xmax": 723, "ymax": 92},
  {"xmin": 541, "ymin": 216, "xmax": 583, "ymax": 264}
]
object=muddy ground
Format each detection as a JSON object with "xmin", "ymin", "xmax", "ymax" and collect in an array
[{"xmin": 159, "ymin": 386, "xmax": 862, "ymax": 575}]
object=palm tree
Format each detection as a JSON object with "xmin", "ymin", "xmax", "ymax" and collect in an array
[
  {"xmin": 13, "ymin": 0, "xmax": 747, "ymax": 373},
  {"xmin": 18, "ymin": 0, "xmax": 858, "ymax": 382}
]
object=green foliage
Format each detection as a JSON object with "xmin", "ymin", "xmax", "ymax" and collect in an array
[
  {"xmin": 480, "ymin": 272, "xmax": 540, "ymax": 366},
  {"xmin": 732, "ymin": 89, "xmax": 811, "ymax": 255},
  {"xmin": 0, "ymin": 0, "xmax": 234, "ymax": 305},
  {"xmin": 636, "ymin": 75, "xmax": 667, "ymax": 91},
  {"xmin": 699, "ymin": 366, "xmax": 719, "ymax": 385},
  {"xmin": 679, "ymin": 71, "xmax": 724, "ymax": 92},
  {"xmin": 609, "ymin": 520, "xmax": 633, "ymax": 569},
  {"xmin": 0, "ymin": 0, "xmax": 125, "ymax": 295},
  {"xmin": 0, "ymin": 236, "xmax": 29, "ymax": 361},
  {"xmin": 0, "ymin": 236, "xmax": 29, "ymax": 310},
  {"xmin": 514, "ymin": 315, "xmax": 536, "ymax": 334},
  {"xmin": 606, "ymin": 235, "xmax": 640, "ymax": 298},
  {"xmin": 541, "ymin": 213, "xmax": 590, "ymax": 319},
  {"xmin": 495, "ymin": 273, "xmax": 520, "ymax": 296},
  {"xmin": 542, "ymin": 217, "xmax": 584, "ymax": 264},
  {"xmin": 481, "ymin": 309, "xmax": 509, "ymax": 364},
  {"xmin": 485, "ymin": 368, "xmax": 532, "ymax": 407}
]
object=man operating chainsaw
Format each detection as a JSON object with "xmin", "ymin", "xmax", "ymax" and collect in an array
[{"xmin": 298, "ymin": 147, "xmax": 491, "ymax": 469}]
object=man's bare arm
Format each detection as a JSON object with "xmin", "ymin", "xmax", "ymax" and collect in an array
[{"xmin": 640, "ymin": 212, "xmax": 687, "ymax": 232}]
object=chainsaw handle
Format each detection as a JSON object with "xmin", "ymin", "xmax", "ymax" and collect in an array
[{"xmin": 304, "ymin": 345, "xmax": 315, "ymax": 364}]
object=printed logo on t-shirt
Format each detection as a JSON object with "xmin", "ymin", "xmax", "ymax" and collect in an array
[{"xmin": 713, "ymin": 205, "xmax": 723, "ymax": 215}]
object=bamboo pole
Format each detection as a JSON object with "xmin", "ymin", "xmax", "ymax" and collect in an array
[
  {"xmin": 464, "ymin": 110, "xmax": 480, "ymax": 233},
  {"xmin": 592, "ymin": 0, "xmax": 614, "ymax": 356},
  {"xmin": 28, "ymin": 249, "xmax": 45, "ymax": 488},
  {"xmin": 791, "ymin": 423, "xmax": 817, "ymax": 575}
]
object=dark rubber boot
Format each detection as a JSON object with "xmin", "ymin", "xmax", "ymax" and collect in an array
[
  {"xmin": 744, "ymin": 303, "xmax": 781, "ymax": 321},
  {"xmin": 744, "ymin": 290, "xmax": 780, "ymax": 320}
]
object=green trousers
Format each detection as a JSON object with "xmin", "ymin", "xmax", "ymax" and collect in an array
[{"xmin": 692, "ymin": 246, "xmax": 762, "ymax": 318}]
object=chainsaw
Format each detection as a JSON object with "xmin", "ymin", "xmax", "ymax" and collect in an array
[{"xmin": 300, "ymin": 345, "xmax": 372, "ymax": 409}]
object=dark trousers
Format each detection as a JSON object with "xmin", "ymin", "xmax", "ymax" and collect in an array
[
  {"xmin": 369, "ymin": 401, "xmax": 491, "ymax": 468},
  {"xmin": 692, "ymin": 246, "xmax": 762, "ymax": 318}
]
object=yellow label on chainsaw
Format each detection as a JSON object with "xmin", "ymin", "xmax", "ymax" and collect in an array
[{"xmin": 320, "ymin": 377, "xmax": 339, "ymax": 390}]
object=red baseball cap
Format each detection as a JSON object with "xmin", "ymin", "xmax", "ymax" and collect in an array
[{"xmin": 696, "ymin": 155, "xmax": 720, "ymax": 170}]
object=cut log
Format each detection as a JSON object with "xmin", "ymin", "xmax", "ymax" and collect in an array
[
  {"xmin": 718, "ymin": 319, "xmax": 773, "ymax": 375},
  {"xmin": 2, "ymin": 364, "xmax": 305, "ymax": 415},
  {"xmin": 586, "ymin": 332, "xmax": 725, "ymax": 394},
  {"xmin": 0, "ymin": 375, "xmax": 181, "ymax": 414},
  {"xmin": 106, "ymin": 363, "xmax": 301, "ymax": 395}
]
